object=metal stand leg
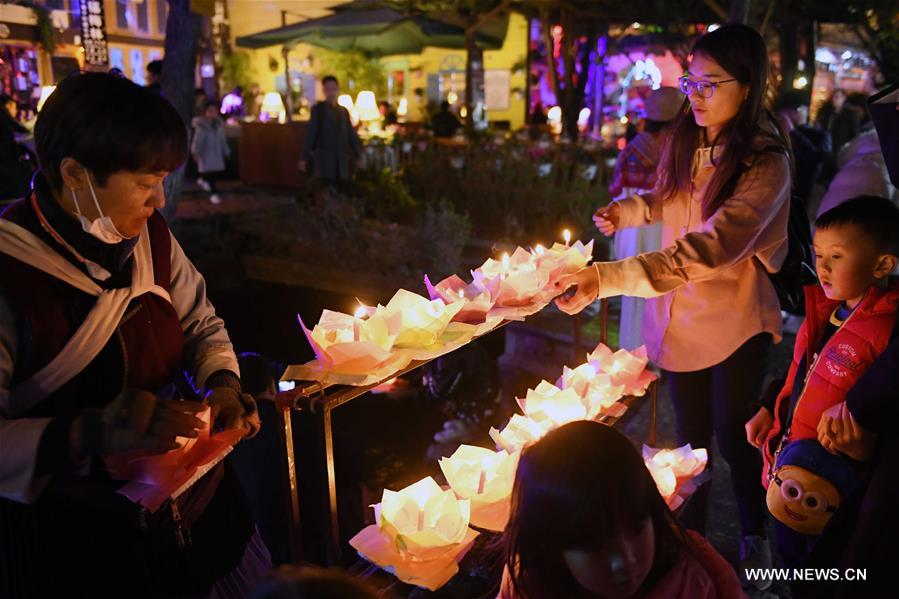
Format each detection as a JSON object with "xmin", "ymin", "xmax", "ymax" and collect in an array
[
  {"xmin": 322, "ymin": 404, "xmax": 341, "ymax": 564},
  {"xmin": 279, "ymin": 405, "xmax": 303, "ymax": 564}
]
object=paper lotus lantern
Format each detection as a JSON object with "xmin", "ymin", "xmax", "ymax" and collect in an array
[
  {"xmin": 472, "ymin": 247, "xmax": 549, "ymax": 307},
  {"xmin": 374, "ymin": 476, "xmax": 472, "ymax": 562},
  {"xmin": 299, "ymin": 309, "xmax": 398, "ymax": 375},
  {"xmin": 424, "ymin": 274, "xmax": 498, "ymax": 323},
  {"xmin": 490, "ymin": 414, "xmax": 554, "ymax": 453},
  {"xmin": 558, "ymin": 363, "xmax": 625, "ymax": 418},
  {"xmin": 518, "ymin": 380, "xmax": 589, "ymax": 427},
  {"xmin": 369, "ymin": 289, "xmax": 464, "ymax": 349},
  {"xmin": 439, "ymin": 445, "xmax": 519, "ymax": 531},
  {"xmin": 587, "ymin": 343, "xmax": 657, "ymax": 397},
  {"xmin": 536, "ymin": 240, "xmax": 594, "ymax": 284},
  {"xmin": 642, "ymin": 444, "xmax": 709, "ymax": 502}
]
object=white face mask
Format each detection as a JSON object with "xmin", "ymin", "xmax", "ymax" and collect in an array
[{"xmin": 70, "ymin": 172, "xmax": 130, "ymax": 244}]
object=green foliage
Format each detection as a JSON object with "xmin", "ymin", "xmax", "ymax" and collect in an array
[
  {"xmin": 314, "ymin": 49, "xmax": 387, "ymax": 97},
  {"xmin": 219, "ymin": 50, "xmax": 257, "ymax": 92},
  {"xmin": 355, "ymin": 167, "xmax": 419, "ymax": 223},
  {"xmin": 398, "ymin": 132, "xmax": 610, "ymax": 247},
  {"xmin": 17, "ymin": 1, "xmax": 55, "ymax": 54}
]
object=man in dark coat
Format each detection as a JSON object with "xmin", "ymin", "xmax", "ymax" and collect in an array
[{"xmin": 298, "ymin": 75, "xmax": 362, "ymax": 192}]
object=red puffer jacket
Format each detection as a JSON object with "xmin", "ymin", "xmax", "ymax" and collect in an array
[{"xmin": 762, "ymin": 278, "xmax": 899, "ymax": 488}]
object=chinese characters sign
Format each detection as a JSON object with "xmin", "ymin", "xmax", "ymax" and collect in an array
[{"xmin": 79, "ymin": 0, "xmax": 109, "ymax": 66}]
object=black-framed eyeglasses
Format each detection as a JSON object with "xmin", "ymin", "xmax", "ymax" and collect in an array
[{"xmin": 679, "ymin": 76, "xmax": 738, "ymax": 99}]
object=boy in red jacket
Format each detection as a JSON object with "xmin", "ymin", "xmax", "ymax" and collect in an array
[{"xmin": 745, "ymin": 195, "xmax": 899, "ymax": 567}]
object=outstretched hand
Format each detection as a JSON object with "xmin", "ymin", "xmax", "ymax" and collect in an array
[{"xmin": 553, "ymin": 266, "xmax": 600, "ymax": 315}]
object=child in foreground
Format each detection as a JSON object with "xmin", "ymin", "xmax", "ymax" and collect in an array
[{"xmin": 500, "ymin": 421, "xmax": 744, "ymax": 598}]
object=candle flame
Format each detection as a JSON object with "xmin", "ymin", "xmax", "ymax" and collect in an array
[
  {"xmin": 563, "ymin": 229, "xmax": 571, "ymax": 244},
  {"xmin": 502, "ymin": 253, "xmax": 510, "ymax": 270},
  {"xmin": 535, "ymin": 244, "xmax": 546, "ymax": 256},
  {"xmin": 354, "ymin": 305, "xmax": 368, "ymax": 319}
]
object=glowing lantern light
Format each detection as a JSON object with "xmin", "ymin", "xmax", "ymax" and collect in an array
[
  {"xmin": 490, "ymin": 414, "xmax": 553, "ymax": 454},
  {"xmin": 337, "ymin": 93, "xmax": 354, "ymax": 112},
  {"xmin": 439, "ymin": 445, "xmax": 520, "ymax": 531},
  {"xmin": 37, "ymin": 85, "xmax": 56, "ymax": 112},
  {"xmin": 355, "ymin": 90, "xmax": 380, "ymax": 122},
  {"xmin": 374, "ymin": 476, "xmax": 472, "ymax": 561},
  {"xmin": 642, "ymin": 444, "xmax": 709, "ymax": 505},
  {"xmin": 260, "ymin": 91, "xmax": 286, "ymax": 123}
]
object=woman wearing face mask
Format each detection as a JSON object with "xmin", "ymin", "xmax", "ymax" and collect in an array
[
  {"xmin": 499, "ymin": 421, "xmax": 744, "ymax": 599},
  {"xmin": 0, "ymin": 73, "xmax": 266, "ymax": 597},
  {"xmin": 555, "ymin": 24, "xmax": 791, "ymax": 587}
]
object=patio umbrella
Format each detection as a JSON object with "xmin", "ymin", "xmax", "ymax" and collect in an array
[{"xmin": 235, "ymin": 5, "xmax": 505, "ymax": 55}]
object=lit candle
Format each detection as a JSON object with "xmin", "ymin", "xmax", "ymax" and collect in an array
[
  {"xmin": 535, "ymin": 244, "xmax": 546, "ymax": 256},
  {"xmin": 353, "ymin": 304, "xmax": 367, "ymax": 342},
  {"xmin": 477, "ymin": 469, "xmax": 487, "ymax": 495},
  {"xmin": 562, "ymin": 229, "xmax": 571, "ymax": 247},
  {"xmin": 501, "ymin": 253, "xmax": 510, "ymax": 278}
]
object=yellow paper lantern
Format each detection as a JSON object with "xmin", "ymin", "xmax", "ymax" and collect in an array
[
  {"xmin": 439, "ymin": 445, "xmax": 520, "ymax": 531},
  {"xmin": 375, "ymin": 476, "xmax": 472, "ymax": 561}
]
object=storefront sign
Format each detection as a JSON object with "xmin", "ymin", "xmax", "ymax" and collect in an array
[{"xmin": 78, "ymin": 0, "xmax": 108, "ymax": 66}]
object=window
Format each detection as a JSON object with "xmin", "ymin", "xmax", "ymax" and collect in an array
[
  {"xmin": 115, "ymin": 0, "xmax": 129, "ymax": 29},
  {"xmin": 136, "ymin": 0, "xmax": 149, "ymax": 32},
  {"xmin": 156, "ymin": 0, "xmax": 168, "ymax": 33},
  {"xmin": 130, "ymin": 49, "xmax": 145, "ymax": 84}
]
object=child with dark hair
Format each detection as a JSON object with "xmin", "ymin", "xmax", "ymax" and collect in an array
[
  {"xmin": 500, "ymin": 421, "xmax": 743, "ymax": 599},
  {"xmin": 746, "ymin": 195, "xmax": 899, "ymax": 567},
  {"xmin": 192, "ymin": 100, "xmax": 230, "ymax": 204}
]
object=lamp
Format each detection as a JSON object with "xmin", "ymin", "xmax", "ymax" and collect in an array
[
  {"xmin": 37, "ymin": 86, "xmax": 56, "ymax": 112},
  {"xmin": 260, "ymin": 91, "xmax": 286, "ymax": 123},
  {"xmin": 337, "ymin": 93, "xmax": 354, "ymax": 112},
  {"xmin": 355, "ymin": 90, "xmax": 380, "ymax": 122}
]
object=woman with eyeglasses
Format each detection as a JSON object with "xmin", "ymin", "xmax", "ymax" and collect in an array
[{"xmin": 555, "ymin": 23, "xmax": 791, "ymax": 590}]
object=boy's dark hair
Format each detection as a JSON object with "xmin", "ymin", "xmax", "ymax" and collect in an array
[
  {"xmin": 237, "ymin": 352, "xmax": 283, "ymax": 396},
  {"xmin": 321, "ymin": 75, "xmax": 338, "ymax": 86},
  {"xmin": 816, "ymin": 196, "xmax": 899, "ymax": 255},
  {"xmin": 34, "ymin": 72, "xmax": 187, "ymax": 190},
  {"xmin": 146, "ymin": 59, "xmax": 163, "ymax": 76}
]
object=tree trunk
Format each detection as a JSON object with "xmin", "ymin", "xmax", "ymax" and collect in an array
[
  {"xmin": 592, "ymin": 32, "xmax": 608, "ymax": 138},
  {"xmin": 464, "ymin": 28, "xmax": 486, "ymax": 131},
  {"xmin": 160, "ymin": 0, "xmax": 201, "ymax": 223}
]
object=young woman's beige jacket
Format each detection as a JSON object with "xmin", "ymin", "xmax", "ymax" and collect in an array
[{"xmin": 595, "ymin": 145, "xmax": 791, "ymax": 372}]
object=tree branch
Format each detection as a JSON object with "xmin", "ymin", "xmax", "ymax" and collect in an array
[
  {"xmin": 467, "ymin": 0, "xmax": 515, "ymax": 34},
  {"xmin": 703, "ymin": 0, "xmax": 728, "ymax": 20},
  {"xmin": 759, "ymin": 0, "xmax": 777, "ymax": 36}
]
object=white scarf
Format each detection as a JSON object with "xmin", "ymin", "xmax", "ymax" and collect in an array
[{"xmin": 0, "ymin": 219, "xmax": 171, "ymax": 415}]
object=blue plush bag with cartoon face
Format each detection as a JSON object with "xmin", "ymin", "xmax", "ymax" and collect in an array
[{"xmin": 766, "ymin": 439, "xmax": 859, "ymax": 535}]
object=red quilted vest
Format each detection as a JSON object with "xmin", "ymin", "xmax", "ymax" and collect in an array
[{"xmin": 762, "ymin": 278, "xmax": 899, "ymax": 487}]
